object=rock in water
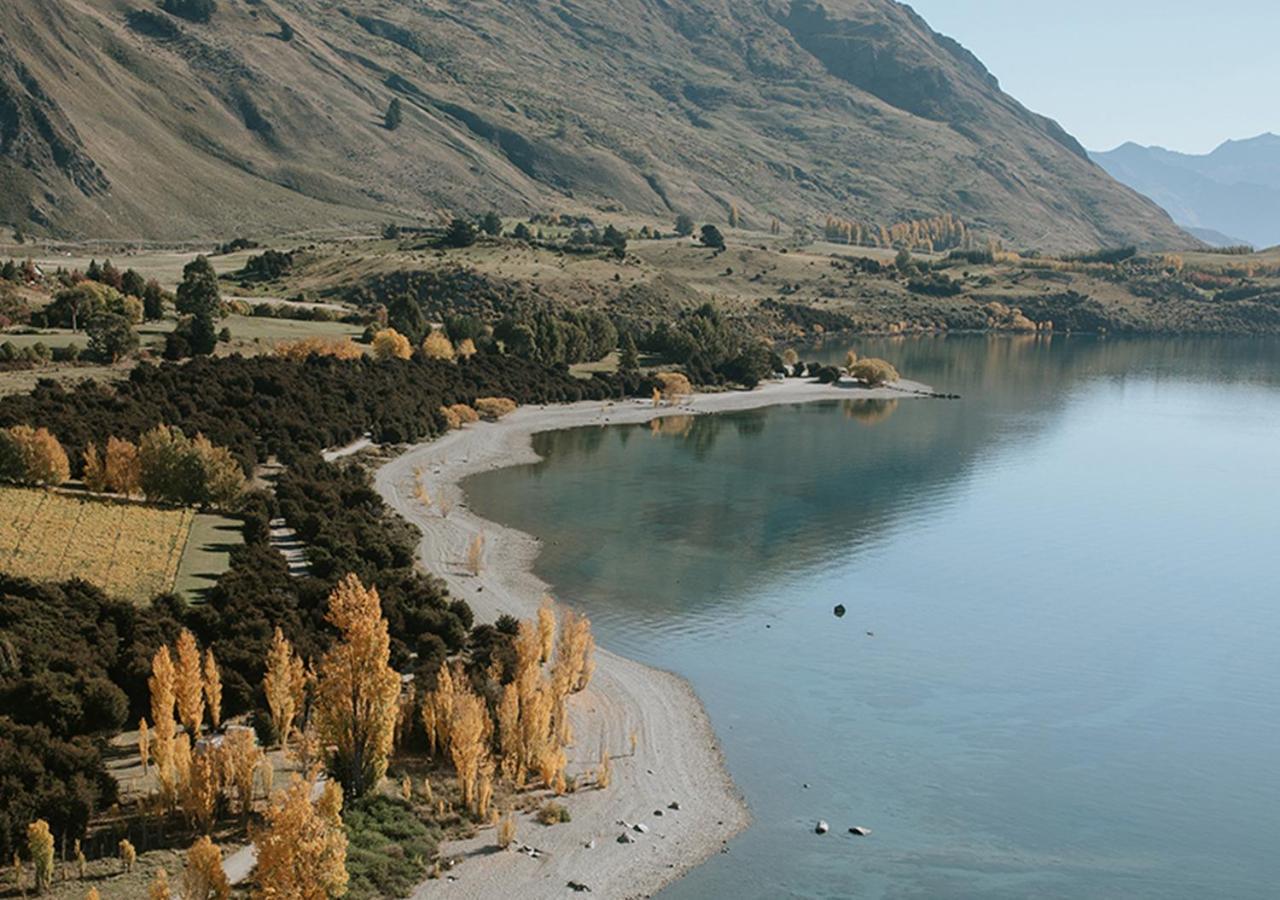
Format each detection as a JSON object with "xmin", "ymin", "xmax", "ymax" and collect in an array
[
  {"xmin": 617, "ymin": 832, "xmax": 635, "ymax": 844},
  {"xmin": 815, "ymin": 820, "xmax": 830, "ymax": 834},
  {"xmin": 633, "ymin": 823, "xmax": 650, "ymax": 834},
  {"xmin": 834, "ymin": 604, "xmax": 846, "ymax": 618},
  {"xmin": 668, "ymin": 801, "xmax": 681, "ymax": 810},
  {"xmin": 568, "ymin": 881, "xmax": 592, "ymax": 892},
  {"xmin": 849, "ymin": 826, "xmax": 872, "ymax": 836}
]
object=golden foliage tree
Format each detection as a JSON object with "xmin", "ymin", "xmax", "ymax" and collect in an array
[
  {"xmin": 421, "ymin": 330, "xmax": 455, "ymax": 361},
  {"xmin": 274, "ymin": 337, "xmax": 363, "ymax": 361},
  {"xmin": 27, "ymin": 819, "xmax": 53, "ymax": 892},
  {"xmin": 138, "ymin": 718, "xmax": 151, "ymax": 774},
  {"xmin": 263, "ymin": 627, "xmax": 306, "ymax": 749},
  {"xmin": 537, "ymin": 598, "xmax": 556, "ymax": 664},
  {"xmin": 105, "ymin": 436, "xmax": 141, "ymax": 495},
  {"xmin": 182, "ymin": 747, "xmax": 221, "ymax": 834},
  {"xmin": 149, "ymin": 645, "xmax": 177, "ymax": 800},
  {"xmin": 222, "ymin": 729, "xmax": 263, "ymax": 820},
  {"xmin": 83, "ymin": 443, "xmax": 108, "ymax": 492},
  {"xmin": 448, "ymin": 690, "xmax": 492, "ymax": 810},
  {"xmin": 372, "ymin": 328, "xmax": 411, "ymax": 361},
  {"xmin": 148, "ymin": 869, "xmax": 171, "ymax": 900},
  {"xmin": 174, "ymin": 629, "xmax": 205, "ymax": 738},
  {"xmin": 655, "ymin": 372, "xmax": 693, "ymax": 404},
  {"xmin": 420, "ymin": 661, "xmax": 457, "ymax": 759},
  {"xmin": 203, "ymin": 649, "xmax": 222, "ymax": 732},
  {"xmin": 313, "ymin": 574, "xmax": 401, "ymax": 798},
  {"xmin": 1, "ymin": 425, "xmax": 70, "ymax": 486},
  {"xmin": 496, "ymin": 809, "xmax": 517, "ymax": 850},
  {"xmin": 119, "ymin": 839, "xmax": 136, "ymax": 873},
  {"xmin": 182, "ymin": 836, "xmax": 229, "ymax": 900},
  {"xmin": 466, "ymin": 532, "xmax": 485, "ymax": 575},
  {"xmin": 252, "ymin": 776, "xmax": 349, "ymax": 900},
  {"xmin": 456, "ymin": 337, "xmax": 477, "ymax": 359}
]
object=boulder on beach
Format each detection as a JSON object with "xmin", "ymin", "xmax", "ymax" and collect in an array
[
  {"xmin": 848, "ymin": 826, "xmax": 872, "ymax": 836},
  {"xmin": 815, "ymin": 820, "xmax": 829, "ymax": 834},
  {"xmin": 633, "ymin": 823, "xmax": 650, "ymax": 834},
  {"xmin": 617, "ymin": 832, "xmax": 635, "ymax": 844}
]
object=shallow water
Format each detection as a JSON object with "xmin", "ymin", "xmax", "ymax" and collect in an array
[{"xmin": 463, "ymin": 335, "xmax": 1280, "ymax": 899}]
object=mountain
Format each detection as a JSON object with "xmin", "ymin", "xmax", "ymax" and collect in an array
[
  {"xmin": 0, "ymin": 0, "xmax": 1187, "ymax": 250},
  {"xmin": 1092, "ymin": 134, "xmax": 1280, "ymax": 249}
]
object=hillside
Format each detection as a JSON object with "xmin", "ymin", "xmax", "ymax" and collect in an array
[
  {"xmin": 1092, "ymin": 134, "xmax": 1280, "ymax": 249},
  {"xmin": 1, "ymin": 0, "xmax": 1188, "ymax": 250}
]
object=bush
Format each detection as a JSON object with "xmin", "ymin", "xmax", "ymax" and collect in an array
[
  {"xmin": 344, "ymin": 796, "xmax": 439, "ymax": 900},
  {"xmin": 850, "ymin": 358, "xmax": 900, "ymax": 387},
  {"xmin": 537, "ymin": 802, "xmax": 571, "ymax": 826},
  {"xmin": 474, "ymin": 397, "xmax": 517, "ymax": 420},
  {"xmin": 160, "ymin": 0, "xmax": 216, "ymax": 23}
]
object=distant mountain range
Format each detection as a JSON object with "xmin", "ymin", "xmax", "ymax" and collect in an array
[
  {"xmin": 1092, "ymin": 134, "xmax": 1280, "ymax": 249},
  {"xmin": 0, "ymin": 0, "xmax": 1186, "ymax": 250}
]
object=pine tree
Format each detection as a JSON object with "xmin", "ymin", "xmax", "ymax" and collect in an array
[
  {"xmin": 27, "ymin": 820, "xmax": 53, "ymax": 892},
  {"xmin": 384, "ymin": 97, "xmax": 403, "ymax": 131},
  {"xmin": 313, "ymin": 575, "xmax": 401, "ymax": 798}
]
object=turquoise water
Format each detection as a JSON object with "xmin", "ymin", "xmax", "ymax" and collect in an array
[{"xmin": 463, "ymin": 336, "xmax": 1280, "ymax": 899}]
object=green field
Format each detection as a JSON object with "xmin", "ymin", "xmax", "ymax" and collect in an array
[{"xmin": 174, "ymin": 512, "xmax": 244, "ymax": 602}]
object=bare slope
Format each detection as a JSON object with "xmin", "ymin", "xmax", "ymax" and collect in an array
[{"xmin": 0, "ymin": 0, "xmax": 1188, "ymax": 250}]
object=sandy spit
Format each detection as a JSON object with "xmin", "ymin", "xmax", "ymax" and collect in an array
[{"xmin": 374, "ymin": 378, "xmax": 930, "ymax": 899}]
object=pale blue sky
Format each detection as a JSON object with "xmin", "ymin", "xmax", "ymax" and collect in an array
[{"xmin": 906, "ymin": 1, "xmax": 1278, "ymax": 154}]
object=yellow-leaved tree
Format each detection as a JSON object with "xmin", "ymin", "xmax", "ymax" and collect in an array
[
  {"xmin": 372, "ymin": 328, "xmax": 411, "ymax": 361},
  {"xmin": 263, "ymin": 627, "xmax": 306, "ymax": 749},
  {"xmin": 182, "ymin": 836, "xmax": 229, "ymax": 900},
  {"xmin": 313, "ymin": 574, "xmax": 401, "ymax": 797},
  {"xmin": 203, "ymin": 649, "xmax": 222, "ymax": 731},
  {"xmin": 252, "ymin": 775, "xmax": 348, "ymax": 900},
  {"xmin": 174, "ymin": 629, "xmax": 205, "ymax": 738}
]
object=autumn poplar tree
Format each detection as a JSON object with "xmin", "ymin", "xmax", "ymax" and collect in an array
[
  {"xmin": 203, "ymin": 649, "xmax": 222, "ymax": 731},
  {"xmin": 174, "ymin": 629, "xmax": 205, "ymax": 737},
  {"xmin": 263, "ymin": 627, "xmax": 305, "ymax": 748},
  {"xmin": 313, "ymin": 574, "xmax": 401, "ymax": 797},
  {"xmin": 252, "ymin": 776, "xmax": 348, "ymax": 899}
]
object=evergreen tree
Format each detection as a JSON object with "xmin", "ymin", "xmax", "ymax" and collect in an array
[
  {"xmin": 479, "ymin": 211, "xmax": 503, "ymax": 236},
  {"xmin": 699, "ymin": 224, "xmax": 725, "ymax": 250},
  {"xmin": 439, "ymin": 217, "xmax": 477, "ymax": 249},
  {"xmin": 620, "ymin": 332, "xmax": 640, "ymax": 371},
  {"xmin": 674, "ymin": 214, "xmax": 695, "ymax": 237},
  {"xmin": 384, "ymin": 97, "xmax": 403, "ymax": 131},
  {"xmin": 142, "ymin": 279, "xmax": 168, "ymax": 321}
]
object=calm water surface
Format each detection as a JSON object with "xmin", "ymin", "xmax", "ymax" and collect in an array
[{"xmin": 464, "ymin": 336, "xmax": 1280, "ymax": 899}]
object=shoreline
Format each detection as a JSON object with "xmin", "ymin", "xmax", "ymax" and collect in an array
[{"xmin": 374, "ymin": 377, "xmax": 930, "ymax": 899}]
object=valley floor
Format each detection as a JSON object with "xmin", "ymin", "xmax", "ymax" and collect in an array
[{"xmin": 374, "ymin": 377, "xmax": 929, "ymax": 898}]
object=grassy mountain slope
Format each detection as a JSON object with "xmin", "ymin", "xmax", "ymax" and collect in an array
[{"xmin": 1, "ymin": 0, "xmax": 1188, "ymax": 250}]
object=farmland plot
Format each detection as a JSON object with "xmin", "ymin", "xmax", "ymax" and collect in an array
[{"xmin": 0, "ymin": 486, "xmax": 194, "ymax": 603}]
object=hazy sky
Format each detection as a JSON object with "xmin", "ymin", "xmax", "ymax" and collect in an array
[{"xmin": 906, "ymin": 1, "xmax": 1278, "ymax": 154}]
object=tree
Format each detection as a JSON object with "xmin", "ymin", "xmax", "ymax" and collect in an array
[
  {"xmin": 372, "ymin": 328, "xmax": 412, "ymax": 361},
  {"xmin": 479, "ymin": 212, "xmax": 503, "ymax": 236},
  {"xmin": 203, "ymin": 649, "xmax": 222, "ymax": 731},
  {"xmin": 313, "ymin": 575, "xmax": 401, "ymax": 798},
  {"xmin": 175, "ymin": 257, "xmax": 222, "ymax": 319},
  {"xmin": 27, "ymin": 820, "xmax": 53, "ymax": 893},
  {"xmin": 439, "ymin": 217, "xmax": 477, "ymax": 249},
  {"xmin": 161, "ymin": 0, "xmax": 217, "ymax": 23},
  {"xmin": 0, "ymin": 425, "xmax": 70, "ymax": 486},
  {"xmin": 121, "ymin": 268, "xmax": 147, "ymax": 298},
  {"xmin": 174, "ymin": 629, "xmax": 206, "ymax": 738},
  {"xmin": 149, "ymin": 645, "xmax": 177, "ymax": 797},
  {"xmin": 699, "ymin": 224, "xmax": 725, "ymax": 250},
  {"xmin": 619, "ymin": 333, "xmax": 639, "ymax": 372},
  {"xmin": 728, "ymin": 203, "xmax": 740, "ymax": 229},
  {"xmin": 263, "ymin": 628, "xmax": 306, "ymax": 749},
  {"xmin": 104, "ymin": 437, "xmax": 142, "ymax": 496},
  {"xmin": 895, "ymin": 248, "xmax": 914, "ymax": 273},
  {"xmin": 421, "ymin": 330, "xmax": 455, "ymax": 361},
  {"xmin": 148, "ymin": 869, "xmax": 171, "ymax": 900},
  {"xmin": 142, "ymin": 280, "xmax": 168, "ymax": 321},
  {"xmin": 383, "ymin": 97, "xmax": 403, "ymax": 131},
  {"xmin": 252, "ymin": 775, "xmax": 348, "ymax": 900},
  {"xmin": 86, "ymin": 311, "xmax": 138, "ymax": 362},
  {"xmin": 181, "ymin": 836, "xmax": 229, "ymax": 900},
  {"xmin": 674, "ymin": 214, "xmax": 695, "ymax": 237},
  {"xmin": 83, "ymin": 443, "xmax": 107, "ymax": 492}
]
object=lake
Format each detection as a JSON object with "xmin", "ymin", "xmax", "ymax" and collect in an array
[{"xmin": 462, "ymin": 335, "xmax": 1280, "ymax": 899}]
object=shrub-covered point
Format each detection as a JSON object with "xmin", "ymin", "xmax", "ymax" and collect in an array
[
  {"xmin": 0, "ymin": 354, "xmax": 642, "ymax": 477},
  {"xmin": 238, "ymin": 249, "xmax": 296, "ymax": 282},
  {"xmin": 642, "ymin": 303, "xmax": 772, "ymax": 386}
]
